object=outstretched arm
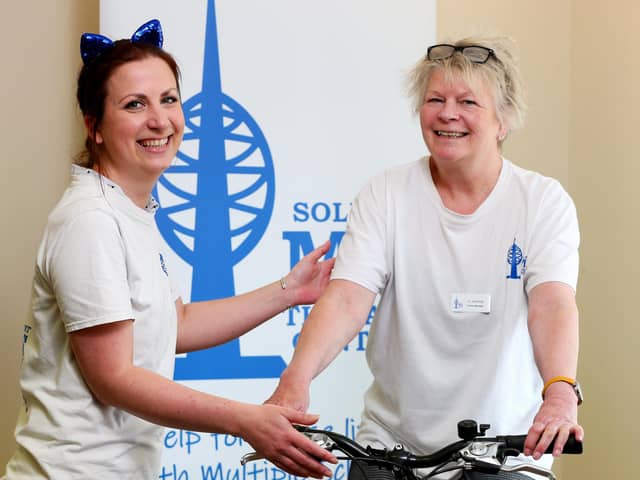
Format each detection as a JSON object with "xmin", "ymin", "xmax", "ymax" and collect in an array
[
  {"xmin": 524, "ymin": 281, "xmax": 584, "ymax": 459},
  {"xmin": 266, "ymin": 279, "xmax": 376, "ymax": 412},
  {"xmin": 176, "ymin": 240, "xmax": 335, "ymax": 353},
  {"xmin": 70, "ymin": 320, "xmax": 336, "ymax": 478}
]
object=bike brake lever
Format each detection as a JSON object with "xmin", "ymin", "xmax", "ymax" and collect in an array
[
  {"xmin": 240, "ymin": 452, "xmax": 262, "ymax": 466},
  {"xmin": 458, "ymin": 441, "xmax": 558, "ymax": 480},
  {"xmin": 500, "ymin": 463, "xmax": 556, "ymax": 480}
]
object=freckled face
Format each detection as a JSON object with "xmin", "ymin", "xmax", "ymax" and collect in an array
[
  {"xmin": 420, "ymin": 69, "xmax": 504, "ymax": 167},
  {"xmin": 93, "ymin": 56, "xmax": 185, "ymax": 182}
]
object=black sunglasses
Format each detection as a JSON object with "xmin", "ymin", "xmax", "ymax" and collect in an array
[{"xmin": 427, "ymin": 44, "xmax": 495, "ymax": 64}]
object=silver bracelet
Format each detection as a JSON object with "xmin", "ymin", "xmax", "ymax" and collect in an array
[{"xmin": 280, "ymin": 277, "xmax": 292, "ymax": 310}]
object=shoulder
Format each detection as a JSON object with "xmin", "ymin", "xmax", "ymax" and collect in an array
[
  {"xmin": 508, "ymin": 160, "xmax": 566, "ymax": 191},
  {"xmin": 46, "ymin": 206, "xmax": 119, "ymax": 249},
  {"xmin": 47, "ymin": 181, "xmax": 117, "ymax": 232},
  {"xmin": 380, "ymin": 157, "xmax": 426, "ymax": 181},
  {"xmin": 42, "ymin": 191, "xmax": 122, "ymax": 262},
  {"xmin": 360, "ymin": 157, "xmax": 428, "ymax": 194},
  {"xmin": 349, "ymin": 159, "xmax": 427, "ymax": 216},
  {"xmin": 506, "ymin": 160, "xmax": 574, "ymax": 207},
  {"xmin": 37, "ymin": 204, "xmax": 126, "ymax": 291}
]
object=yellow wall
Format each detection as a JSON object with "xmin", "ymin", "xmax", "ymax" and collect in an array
[{"xmin": 1, "ymin": 1, "xmax": 637, "ymax": 478}]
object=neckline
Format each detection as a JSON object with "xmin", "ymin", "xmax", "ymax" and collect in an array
[
  {"xmin": 420, "ymin": 156, "xmax": 511, "ymax": 224},
  {"xmin": 71, "ymin": 164, "xmax": 160, "ymax": 221}
]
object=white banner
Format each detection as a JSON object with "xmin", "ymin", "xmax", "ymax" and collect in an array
[{"xmin": 101, "ymin": 1, "xmax": 434, "ymax": 478}]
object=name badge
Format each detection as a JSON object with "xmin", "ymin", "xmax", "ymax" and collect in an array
[{"xmin": 450, "ymin": 293, "xmax": 491, "ymax": 314}]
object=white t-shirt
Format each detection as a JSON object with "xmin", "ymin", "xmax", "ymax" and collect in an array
[
  {"xmin": 332, "ymin": 157, "xmax": 579, "ymax": 468},
  {"xmin": 5, "ymin": 166, "xmax": 180, "ymax": 479}
]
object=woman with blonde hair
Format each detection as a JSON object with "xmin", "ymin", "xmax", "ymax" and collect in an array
[{"xmin": 268, "ymin": 35, "xmax": 583, "ymax": 480}]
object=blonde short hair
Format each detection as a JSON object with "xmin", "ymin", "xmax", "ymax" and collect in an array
[{"xmin": 408, "ymin": 35, "xmax": 526, "ymax": 133}]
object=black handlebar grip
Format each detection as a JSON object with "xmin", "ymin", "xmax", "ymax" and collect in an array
[{"xmin": 501, "ymin": 434, "xmax": 583, "ymax": 455}]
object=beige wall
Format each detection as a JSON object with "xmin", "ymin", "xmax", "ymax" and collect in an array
[
  {"xmin": 437, "ymin": 1, "xmax": 572, "ymax": 185},
  {"xmin": 0, "ymin": 1, "xmax": 637, "ymax": 478},
  {"xmin": 565, "ymin": 0, "xmax": 640, "ymax": 477},
  {"xmin": 0, "ymin": 0, "xmax": 99, "ymax": 465}
]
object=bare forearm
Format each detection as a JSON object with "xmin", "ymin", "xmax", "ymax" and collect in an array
[
  {"xmin": 176, "ymin": 279, "xmax": 292, "ymax": 353},
  {"xmin": 528, "ymin": 282, "xmax": 579, "ymax": 382},
  {"xmin": 100, "ymin": 364, "xmax": 248, "ymax": 434},
  {"xmin": 524, "ymin": 282, "xmax": 583, "ymax": 458},
  {"xmin": 280, "ymin": 280, "xmax": 374, "ymax": 387},
  {"xmin": 90, "ymin": 364, "xmax": 337, "ymax": 477},
  {"xmin": 177, "ymin": 241, "xmax": 336, "ymax": 353},
  {"xmin": 68, "ymin": 318, "xmax": 337, "ymax": 477}
]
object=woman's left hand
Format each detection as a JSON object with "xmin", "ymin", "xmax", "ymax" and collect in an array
[
  {"xmin": 283, "ymin": 240, "xmax": 335, "ymax": 306},
  {"xmin": 523, "ymin": 384, "xmax": 584, "ymax": 459}
]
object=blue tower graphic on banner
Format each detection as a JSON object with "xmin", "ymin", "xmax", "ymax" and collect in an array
[{"xmin": 153, "ymin": 0, "xmax": 286, "ymax": 380}]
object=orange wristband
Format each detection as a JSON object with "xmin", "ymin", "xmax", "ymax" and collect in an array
[{"xmin": 542, "ymin": 376, "xmax": 583, "ymax": 405}]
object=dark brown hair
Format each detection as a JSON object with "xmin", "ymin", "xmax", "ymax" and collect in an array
[{"xmin": 75, "ymin": 39, "xmax": 181, "ymax": 167}]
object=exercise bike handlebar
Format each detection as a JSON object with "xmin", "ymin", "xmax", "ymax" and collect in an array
[{"xmin": 240, "ymin": 419, "xmax": 582, "ymax": 480}]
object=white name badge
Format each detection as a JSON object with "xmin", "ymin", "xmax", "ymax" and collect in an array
[{"xmin": 450, "ymin": 293, "xmax": 491, "ymax": 314}]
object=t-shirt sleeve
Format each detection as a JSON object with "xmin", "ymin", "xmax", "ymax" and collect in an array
[
  {"xmin": 331, "ymin": 174, "xmax": 390, "ymax": 294},
  {"xmin": 48, "ymin": 210, "xmax": 134, "ymax": 332},
  {"xmin": 524, "ymin": 180, "xmax": 580, "ymax": 293}
]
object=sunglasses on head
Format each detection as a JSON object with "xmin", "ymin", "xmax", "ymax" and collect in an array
[{"xmin": 427, "ymin": 44, "xmax": 495, "ymax": 64}]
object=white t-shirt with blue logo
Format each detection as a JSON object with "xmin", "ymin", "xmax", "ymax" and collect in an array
[
  {"xmin": 331, "ymin": 157, "xmax": 579, "ymax": 472},
  {"xmin": 5, "ymin": 166, "xmax": 179, "ymax": 479}
]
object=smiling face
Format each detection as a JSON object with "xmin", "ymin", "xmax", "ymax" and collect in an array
[
  {"xmin": 91, "ymin": 56, "xmax": 185, "ymax": 186},
  {"xmin": 420, "ymin": 68, "xmax": 505, "ymax": 169}
]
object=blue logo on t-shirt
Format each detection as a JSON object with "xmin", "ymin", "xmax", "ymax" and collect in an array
[
  {"xmin": 506, "ymin": 238, "xmax": 527, "ymax": 279},
  {"xmin": 159, "ymin": 253, "xmax": 168, "ymax": 276}
]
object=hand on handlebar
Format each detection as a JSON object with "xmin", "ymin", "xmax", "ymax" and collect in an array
[
  {"xmin": 237, "ymin": 404, "xmax": 337, "ymax": 478},
  {"xmin": 241, "ymin": 419, "xmax": 583, "ymax": 480},
  {"xmin": 524, "ymin": 388, "xmax": 584, "ymax": 459}
]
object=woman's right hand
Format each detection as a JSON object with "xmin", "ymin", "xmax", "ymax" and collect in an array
[{"xmin": 237, "ymin": 403, "xmax": 336, "ymax": 478}]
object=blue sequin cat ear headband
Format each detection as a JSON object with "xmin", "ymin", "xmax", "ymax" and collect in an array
[{"xmin": 80, "ymin": 19, "xmax": 163, "ymax": 65}]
